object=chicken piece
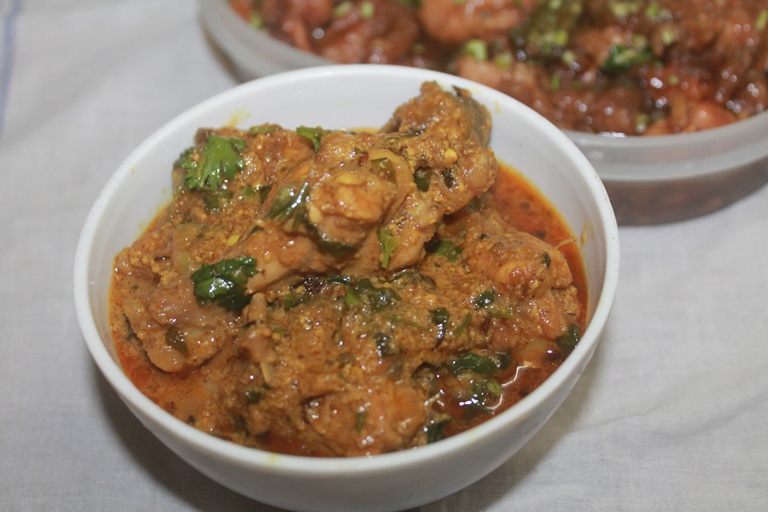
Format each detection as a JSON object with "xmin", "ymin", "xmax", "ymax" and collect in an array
[
  {"xmin": 418, "ymin": 0, "xmax": 537, "ymax": 45},
  {"xmin": 232, "ymin": 82, "xmax": 498, "ymax": 293},
  {"xmin": 436, "ymin": 198, "xmax": 581, "ymax": 344}
]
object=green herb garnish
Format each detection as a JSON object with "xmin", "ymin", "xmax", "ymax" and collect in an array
[
  {"xmin": 414, "ymin": 168, "xmax": 430, "ymax": 191},
  {"xmin": 461, "ymin": 39, "xmax": 488, "ymax": 61},
  {"xmin": 249, "ymin": 123, "xmax": 278, "ymax": 135},
  {"xmin": 474, "ymin": 290, "xmax": 496, "ymax": 309},
  {"xmin": 454, "ymin": 312, "xmax": 471, "ymax": 337},
  {"xmin": 474, "ymin": 289, "xmax": 514, "ymax": 319},
  {"xmin": 343, "ymin": 278, "xmax": 400, "ymax": 312},
  {"xmin": 180, "ymin": 135, "xmax": 246, "ymax": 190},
  {"xmin": 296, "ymin": 125, "xmax": 326, "ymax": 152},
  {"xmin": 449, "ymin": 352, "xmax": 500, "ymax": 376},
  {"xmin": 555, "ymin": 323, "xmax": 581, "ymax": 352},
  {"xmin": 378, "ymin": 227, "xmax": 398, "ymax": 269},
  {"xmin": 425, "ymin": 239, "xmax": 462, "ymax": 262},
  {"xmin": 268, "ymin": 181, "xmax": 310, "ymax": 224},
  {"xmin": 190, "ymin": 256, "xmax": 257, "ymax": 311},
  {"xmin": 425, "ymin": 419, "xmax": 451, "ymax": 444},
  {"xmin": 602, "ymin": 43, "xmax": 653, "ymax": 73}
]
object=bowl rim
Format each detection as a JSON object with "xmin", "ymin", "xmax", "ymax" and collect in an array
[{"xmin": 74, "ymin": 64, "xmax": 620, "ymax": 476}]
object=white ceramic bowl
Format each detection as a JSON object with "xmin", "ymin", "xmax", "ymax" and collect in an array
[
  {"xmin": 74, "ymin": 65, "xmax": 619, "ymax": 512},
  {"xmin": 200, "ymin": 0, "xmax": 768, "ymax": 225}
]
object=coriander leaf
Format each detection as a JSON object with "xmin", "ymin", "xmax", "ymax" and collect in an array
[
  {"xmin": 378, "ymin": 227, "xmax": 399, "ymax": 269},
  {"xmin": 425, "ymin": 239, "xmax": 462, "ymax": 262},
  {"xmin": 474, "ymin": 290, "xmax": 496, "ymax": 309},
  {"xmin": 268, "ymin": 181, "xmax": 310, "ymax": 224},
  {"xmin": 343, "ymin": 278, "xmax": 400, "ymax": 312},
  {"xmin": 190, "ymin": 256, "xmax": 257, "ymax": 311},
  {"xmin": 449, "ymin": 352, "xmax": 499, "ymax": 376},
  {"xmin": 555, "ymin": 323, "xmax": 581, "ymax": 352},
  {"xmin": 296, "ymin": 125, "xmax": 326, "ymax": 152},
  {"xmin": 474, "ymin": 289, "xmax": 514, "ymax": 319},
  {"xmin": 305, "ymin": 221, "xmax": 356, "ymax": 258},
  {"xmin": 182, "ymin": 135, "xmax": 246, "ymax": 190}
]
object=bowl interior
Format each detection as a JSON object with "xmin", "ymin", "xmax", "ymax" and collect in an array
[{"xmin": 74, "ymin": 65, "xmax": 618, "ymax": 482}]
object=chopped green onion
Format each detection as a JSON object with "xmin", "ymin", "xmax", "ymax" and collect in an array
[
  {"xmin": 551, "ymin": 74, "xmax": 561, "ymax": 91},
  {"xmin": 661, "ymin": 28, "xmax": 676, "ymax": 46},
  {"xmin": 602, "ymin": 43, "xmax": 652, "ymax": 73},
  {"xmin": 249, "ymin": 13, "xmax": 263, "ymax": 30},
  {"xmin": 333, "ymin": 1, "xmax": 353, "ymax": 17},
  {"xmin": 757, "ymin": 10, "xmax": 768, "ymax": 31},
  {"xmin": 461, "ymin": 39, "xmax": 488, "ymax": 61},
  {"xmin": 359, "ymin": 1, "xmax": 375, "ymax": 19}
]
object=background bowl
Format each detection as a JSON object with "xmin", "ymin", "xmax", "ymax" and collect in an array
[
  {"xmin": 200, "ymin": 0, "xmax": 768, "ymax": 225},
  {"xmin": 567, "ymin": 118, "xmax": 768, "ymax": 225},
  {"xmin": 74, "ymin": 65, "xmax": 619, "ymax": 512}
]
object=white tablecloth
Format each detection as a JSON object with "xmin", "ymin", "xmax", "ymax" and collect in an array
[{"xmin": 1, "ymin": 1, "xmax": 766, "ymax": 510}]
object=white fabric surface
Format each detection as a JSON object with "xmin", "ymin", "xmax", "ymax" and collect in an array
[{"xmin": 1, "ymin": 1, "xmax": 766, "ymax": 510}]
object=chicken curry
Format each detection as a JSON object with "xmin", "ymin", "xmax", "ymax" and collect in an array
[{"xmin": 109, "ymin": 82, "xmax": 586, "ymax": 457}]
